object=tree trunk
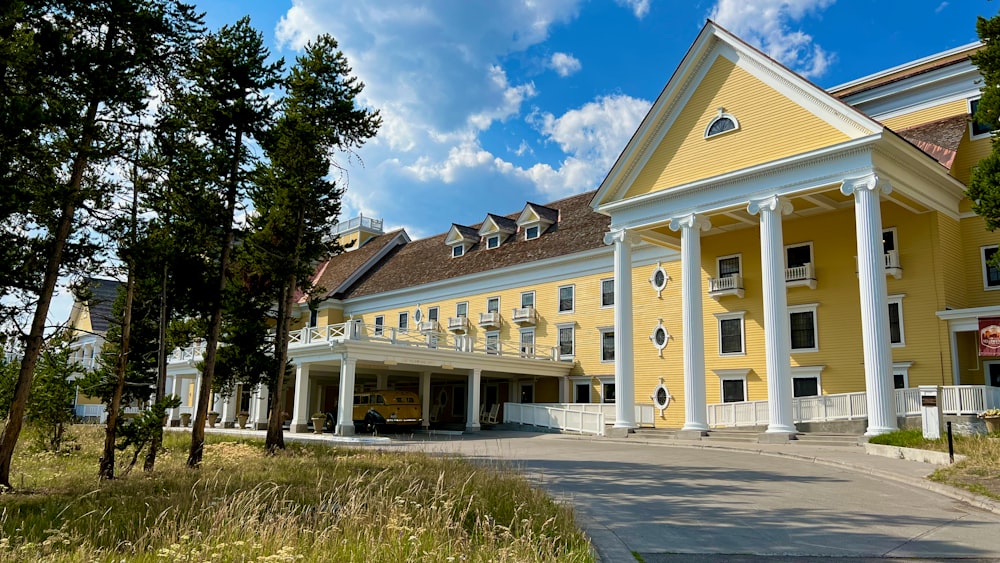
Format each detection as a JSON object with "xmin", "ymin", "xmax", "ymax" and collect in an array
[
  {"xmin": 144, "ymin": 258, "xmax": 170, "ymax": 472},
  {"xmin": 0, "ymin": 96, "xmax": 101, "ymax": 488},
  {"xmin": 188, "ymin": 128, "xmax": 243, "ymax": 468}
]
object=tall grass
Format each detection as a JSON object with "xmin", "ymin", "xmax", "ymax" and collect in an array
[{"xmin": 0, "ymin": 426, "xmax": 593, "ymax": 562}]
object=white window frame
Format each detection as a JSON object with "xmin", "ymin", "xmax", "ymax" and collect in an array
[
  {"xmin": 717, "ymin": 253, "xmax": 742, "ymax": 278},
  {"xmin": 456, "ymin": 302, "xmax": 468, "ymax": 318},
  {"xmin": 485, "ymin": 331, "xmax": 500, "ymax": 355},
  {"xmin": 524, "ymin": 225, "xmax": 540, "ymax": 240},
  {"xmin": 790, "ymin": 365, "xmax": 824, "ymax": 398},
  {"xmin": 883, "ymin": 227, "xmax": 898, "ymax": 254},
  {"xmin": 558, "ymin": 284, "xmax": 575, "ymax": 313},
  {"xmin": 520, "ymin": 291, "xmax": 535, "ymax": 308},
  {"xmin": 557, "ymin": 322, "xmax": 575, "ymax": 360},
  {"xmin": 519, "ymin": 328, "xmax": 535, "ymax": 357},
  {"xmin": 888, "ymin": 294, "xmax": 905, "ymax": 347},
  {"xmin": 784, "ymin": 241, "xmax": 813, "ymax": 268},
  {"xmin": 452, "ymin": 245, "xmax": 464, "ymax": 258},
  {"xmin": 427, "ymin": 306, "xmax": 439, "ymax": 322},
  {"xmin": 982, "ymin": 245, "xmax": 1000, "ymax": 290},
  {"xmin": 373, "ymin": 315, "xmax": 384, "ymax": 336},
  {"xmin": 714, "ymin": 368, "xmax": 749, "ymax": 403},
  {"xmin": 574, "ymin": 382, "xmax": 591, "ymax": 403},
  {"xmin": 602, "ymin": 382, "xmax": 616, "ymax": 404},
  {"xmin": 715, "ymin": 311, "xmax": 746, "ymax": 356},
  {"xmin": 398, "ymin": 312, "xmax": 409, "ymax": 332},
  {"xmin": 704, "ymin": 109, "xmax": 740, "ymax": 138},
  {"xmin": 788, "ymin": 303, "xmax": 819, "ymax": 353},
  {"xmin": 600, "ymin": 278, "xmax": 614, "ymax": 308},
  {"xmin": 486, "ymin": 296, "xmax": 500, "ymax": 314},
  {"xmin": 893, "ymin": 361, "xmax": 913, "ymax": 389},
  {"xmin": 486, "ymin": 235, "xmax": 500, "ymax": 249},
  {"xmin": 970, "ymin": 97, "xmax": 994, "ymax": 140},
  {"xmin": 598, "ymin": 327, "xmax": 614, "ymax": 363}
]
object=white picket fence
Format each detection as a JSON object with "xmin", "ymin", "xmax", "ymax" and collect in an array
[
  {"xmin": 707, "ymin": 385, "xmax": 1000, "ymax": 428},
  {"xmin": 504, "ymin": 403, "xmax": 606, "ymax": 435},
  {"xmin": 74, "ymin": 405, "xmax": 143, "ymax": 423}
]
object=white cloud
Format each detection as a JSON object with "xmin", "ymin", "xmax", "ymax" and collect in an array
[
  {"xmin": 549, "ymin": 52, "xmax": 582, "ymax": 77},
  {"xmin": 709, "ymin": 0, "xmax": 836, "ymax": 78},
  {"xmin": 615, "ymin": 0, "xmax": 651, "ymax": 19},
  {"xmin": 935, "ymin": 2, "xmax": 949, "ymax": 14}
]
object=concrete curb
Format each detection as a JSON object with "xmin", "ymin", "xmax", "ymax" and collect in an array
[
  {"xmin": 573, "ymin": 507, "xmax": 635, "ymax": 563},
  {"xmin": 863, "ymin": 442, "xmax": 966, "ymax": 465}
]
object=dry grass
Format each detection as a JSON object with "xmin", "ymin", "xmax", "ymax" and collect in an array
[
  {"xmin": 0, "ymin": 426, "xmax": 593, "ymax": 562},
  {"xmin": 871, "ymin": 428, "xmax": 1000, "ymax": 501}
]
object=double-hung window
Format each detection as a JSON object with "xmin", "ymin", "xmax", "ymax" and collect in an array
[
  {"xmin": 888, "ymin": 295, "xmax": 905, "ymax": 345},
  {"xmin": 557, "ymin": 323, "xmax": 575, "ymax": 359},
  {"xmin": 456, "ymin": 302, "xmax": 468, "ymax": 317},
  {"xmin": 788, "ymin": 304, "xmax": 818, "ymax": 352},
  {"xmin": 716, "ymin": 312, "xmax": 745, "ymax": 355},
  {"xmin": 599, "ymin": 328, "xmax": 614, "ymax": 362},
  {"xmin": 601, "ymin": 279, "xmax": 614, "ymax": 307},
  {"xmin": 520, "ymin": 291, "xmax": 534, "ymax": 308},
  {"xmin": 983, "ymin": 246, "xmax": 1000, "ymax": 289},
  {"xmin": 558, "ymin": 285, "xmax": 575, "ymax": 313},
  {"xmin": 374, "ymin": 315, "xmax": 384, "ymax": 336},
  {"xmin": 486, "ymin": 297, "xmax": 500, "ymax": 313},
  {"xmin": 718, "ymin": 255, "xmax": 741, "ymax": 278},
  {"xmin": 398, "ymin": 312, "xmax": 408, "ymax": 332}
]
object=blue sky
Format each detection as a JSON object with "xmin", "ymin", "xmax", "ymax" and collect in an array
[{"xmin": 47, "ymin": 0, "xmax": 999, "ymax": 324}]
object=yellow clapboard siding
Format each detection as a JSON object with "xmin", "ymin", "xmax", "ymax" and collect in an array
[
  {"xmin": 960, "ymin": 215, "xmax": 1000, "ymax": 309},
  {"xmin": 624, "ymin": 56, "xmax": 852, "ymax": 200}
]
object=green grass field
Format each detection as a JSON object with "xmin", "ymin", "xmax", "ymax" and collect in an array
[{"xmin": 0, "ymin": 426, "xmax": 594, "ymax": 562}]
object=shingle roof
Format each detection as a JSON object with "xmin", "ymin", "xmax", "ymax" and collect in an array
[
  {"xmin": 523, "ymin": 202, "xmax": 559, "ymax": 223},
  {"xmin": 344, "ymin": 190, "xmax": 609, "ymax": 299},
  {"xmin": 894, "ymin": 114, "xmax": 968, "ymax": 170},
  {"xmin": 307, "ymin": 230, "xmax": 408, "ymax": 301},
  {"xmin": 484, "ymin": 213, "xmax": 518, "ymax": 233},
  {"xmin": 81, "ymin": 277, "xmax": 121, "ymax": 333}
]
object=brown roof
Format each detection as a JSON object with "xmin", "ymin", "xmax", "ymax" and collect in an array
[
  {"xmin": 524, "ymin": 202, "xmax": 559, "ymax": 223},
  {"xmin": 484, "ymin": 213, "xmax": 517, "ymax": 232},
  {"xmin": 344, "ymin": 190, "xmax": 609, "ymax": 299},
  {"xmin": 306, "ymin": 230, "xmax": 408, "ymax": 301},
  {"xmin": 894, "ymin": 114, "xmax": 968, "ymax": 169}
]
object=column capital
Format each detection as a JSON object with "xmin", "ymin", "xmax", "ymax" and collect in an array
[
  {"xmin": 840, "ymin": 173, "xmax": 891, "ymax": 197},
  {"xmin": 668, "ymin": 213, "xmax": 711, "ymax": 233},
  {"xmin": 747, "ymin": 195, "xmax": 792, "ymax": 216},
  {"xmin": 603, "ymin": 227, "xmax": 640, "ymax": 246}
]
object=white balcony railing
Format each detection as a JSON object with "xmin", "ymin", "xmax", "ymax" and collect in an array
[
  {"xmin": 447, "ymin": 316, "xmax": 470, "ymax": 333},
  {"xmin": 708, "ymin": 274, "xmax": 744, "ymax": 298},
  {"xmin": 785, "ymin": 263, "xmax": 816, "ymax": 289},
  {"xmin": 884, "ymin": 250, "xmax": 902, "ymax": 279},
  {"xmin": 478, "ymin": 311, "xmax": 501, "ymax": 329},
  {"xmin": 707, "ymin": 385, "xmax": 1000, "ymax": 428},
  {"xmin": 417, "ymin": 320, "xmax": 440, "ymax": 333},
  {"xmin": 511, "ymin": 307, "xmax": 537, "ymax": 325}
]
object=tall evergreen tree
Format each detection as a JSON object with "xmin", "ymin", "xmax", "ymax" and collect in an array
[
  {"xmin": 172, "ymin": 18, "xmax": 282, "ymax": 468},
  {"xmin": 970, "ymin": 12, "xmax": 1000, "ymax": 236},
  {"xmin": 250, "ymin": 34, "xmax": 379, "ymax": 451},
  {"xmin": 0, "ymin": 0, "xmax": 202, "ymax": 489}
]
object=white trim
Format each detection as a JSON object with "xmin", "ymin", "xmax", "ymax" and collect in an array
[
  {"xmin": 713, "ymin": 369, "xmax": 748, "ymax": 403},
  {"xmin": 485, "ymin": 330, "xmax": 500, "ymax": 355},
  {"xmin": 888, "ymin": 294, "xmax": 905, "ymax": 347},
  {"xmin": 557, "ymin": 322, "xmax": 576, "ymax": 360},
  {"xmin": 790, "ymin": 365, "xmax": 824, "ymax": 397},
  {"xmin": 651, "ymin": 382, "xmax": 672, "ymax": 412},
  {"xmin": 373, "ymin": 315, "xmax": 384, "ymax": 336},
  {"xmin": 427, "ymin": 306, "xmax": 439, "ymax": 322},
  {"xmin": 649, "ymin": 319, "xmax": 670, "ymax": 357},
  {"xmin": 715, "ymin": 311, "xmax": 746, "ymax": 356},
  {"xmin": 558, "ymin": 284, "xmax": 575, "ymax": 314},
  {"xmin": 455, "ymin": 301, "xmax": 468, "ymax": 318},
  {"xmin": 452, "ymin": 244, "xmax": 465, "ymax": 258},
  {"xmin": 397, "ymin": 311, "xmax": 409, "ymax": 332},
  {"xmin": 486, "ymin": 234, "xmax": 501, "ymax": 249},
  {"xmin": 486, "ymin": 296, "xmax": 500, "ymax": 314},
  {"xmin": 600, "ymin": 278, "xmax": 615, "ymax": 308},
  {"xmin": 784, "ymin": 241, "xmax": 813, "ymax": 267},
  {"xmin": 788, "ymin": 303, "xmax": 819, "ymax": 353},
  {"xmin": 984, "ymin": 360, "xmax": 1000, "ymax": 387},
  {"xmin": 893, "ymin": 361, "xmax": 913, "ymax": 389},
  {"xmin": 649, "ymin": 262, "xmax": 669, "ymax": 297},
  {"xmin": 883, "ymin": 226, "xmax": 898, "ymax": 253},
  {"xmin": 981, "ymin": 245, "xmax": 1000, "ymax": 291},
  {"xmin": 601, "ymin": 380, "xmax": 616, "ymax": 404},
  {"xmin": 572, "ymin": 379, "xmax": 591, "ymax": 403},
  {"xmin": 704, "ymin": 109, "xmax": 740, "ymax": 138},
  {"xmin": 524, "ymin": 225, "xmax": 540, "ymax": 240},
  {"xmin": 519, "ymin": 327, "xmax": 536, "ymax": 356},
  {"xmin": 520, "ymin": 290, "xmax": 535, "ymax": 309},
  {"xmin": 717, "ymin": 253, "xmax": 742, "ymax": 277},
  {"xmin": 969, "ymin": 97, "xmax": 993, "ymax": 141},
  {"xmin": 598, "ymin": 326, "xmax": 615, "ymax": 363}
]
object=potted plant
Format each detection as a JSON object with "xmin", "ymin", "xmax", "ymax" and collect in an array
[
  {"xmin": 180, "ymin": 412, "xmax": 191, "ymax": 427},
  {"xmin": 208, "ymin": 411, "xmax": 220, "ymax": 428},
  {"xmin": 978, "ymin": 408, "xmax": 1000, "ymax": 433},
  {"xmin": 311, "ymin": 412, "xmax": 326, "ymax": 434},
  {"xmin": 237, "ymin": 410, "xmax": 250, "ymax": 429}
]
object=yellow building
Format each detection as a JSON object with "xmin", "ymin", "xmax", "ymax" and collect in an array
[{"xmin": 165, "ymin": 21, "xmax": 1000, "ymax": 437}]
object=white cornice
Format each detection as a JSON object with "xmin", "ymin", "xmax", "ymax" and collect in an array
[{"xmin": 829, "ymin": 42, "xmax": 980, "ymax": 95}]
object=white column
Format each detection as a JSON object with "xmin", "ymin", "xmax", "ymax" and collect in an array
[
  {"xmin": 291, "ymin": 362, "xmax": 311, "ymax": 433},
  {"xmin": 211, "ymin": 393, "xmax": 223, "ymax": 415},
  {"xmin": 419, "ymin": 372, "xmax": 431, "ymax": 429},
  {"xmin": 604, "ymin": 228, "xmax": 638, "ymax": 429},
  {"xmin": 168, "ymin": 375, "xmax": 181, "ymax": 425},
  {"xmin": 841, "ymin": 174, "xmax": 897, "ymax": 436},
  {"xmin": 466, "ymin": 368, "xmax": 482, "ymax": 432},
  {"xmin": 748, "ymin": 195, "xmax": 796, "ymax": 434},
  {"xmin": 669, "ymin": 213, "xmax": 712, "ymax": 433},
  {"xmin": 254, "ymin": 384, "xmax": 270, "ymax": 429},
  {"xmin": 336, "ymin": 357, "xmax": 357, "ymax": 436},
  {"xmin": 222, "ymin": 390, "xmax": 238, "ymax": 427}
]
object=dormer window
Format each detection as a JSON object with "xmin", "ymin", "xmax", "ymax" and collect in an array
[
  {"xmin": 452, "ymin": 245, "xmax": 464, "ymax": 258},
  {"xmin": 705, "ymin": 107, "xmax": 739, "ymax": 138},
  {"xmin": 525, "ymin": 225, "xmax": 540, "ymax": 240},
  {"xmin": 445, "ymin": 223, "xmax": 478, "ymax": 258},
  {"xmin": 516, "ymin": 202, "xmax": 558, "ymax": 242},
  {"xmin": 486, "ymin": 235, "xmax": 500, "ymax": 249}
]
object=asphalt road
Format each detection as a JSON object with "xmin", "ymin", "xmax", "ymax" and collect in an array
[{"xmin": 388, "ymin": 432, "xmax": 1000, "ymax": 562}]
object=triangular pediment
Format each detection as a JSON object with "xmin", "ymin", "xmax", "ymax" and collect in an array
[
  {"xmin": 515, "ymin": 202, "xmax": 558, "ymax": 228},
  {"xmin": 477, "ymin": 214, "xmax": 517, "ymax": 237},
  {"xmin": 593, "ymin": 21, "xmax": 883, "ymax": 210},
  {"xmin": 445, "ymin": 224, "xmax": 478, "ymax": 246}
]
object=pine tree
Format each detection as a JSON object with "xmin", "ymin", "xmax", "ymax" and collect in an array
[
  {"xmin": 969, "ymin": 12, "xmax": 1000, "ymax": 237},
  {"xmin": 249, "ymin": 34, "xmax": 380, "ymax": 451}
]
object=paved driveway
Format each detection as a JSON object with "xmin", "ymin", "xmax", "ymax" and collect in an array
[{"xmin": 389, "ymin": 432, "xmax": 1000, "ymax": 561}]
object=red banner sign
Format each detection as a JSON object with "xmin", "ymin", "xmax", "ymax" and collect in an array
[{"xmin": 979, "ymin": 317, "xmax": 1000, "ymax": 357}]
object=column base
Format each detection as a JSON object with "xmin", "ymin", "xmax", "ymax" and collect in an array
[
  {"xmin": 676, "ymin": 429, "xmax": 709, "ymax": 440},
  {"xmin": 613, "ymin": 422, "xmax": 638, "ymax": 430},
  {"xmin": 758, "ymin": 431, "xmax": 797, "ymax": 443},
  {"xmin": 336, "ymin": 424, "xmax": 355, "ymax": 437},
  {"xmin": 290, "ymin": 423, "xmax": 310, "ymax": 433},
  {"xmin": 765, "ymin": 424, "xmax": 797, "ymax": 434},
  {"xmin": 465, "ymin": 424, "xmax": 481, "ymax": 433},
  {"xmin": 865, "ymin": 425, "xmax": 897, "ymax": 437}
]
